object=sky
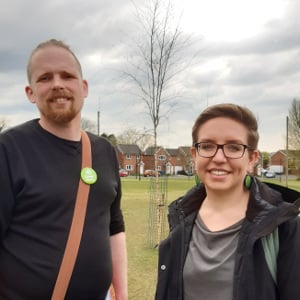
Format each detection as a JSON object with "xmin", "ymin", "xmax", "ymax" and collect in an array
[{"xmin": 1, "ymin": 0, "xmax": 299, "ymax": 152}]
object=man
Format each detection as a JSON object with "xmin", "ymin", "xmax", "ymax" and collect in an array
[{"xmin": 0, "ymin": 39, "xmax": 127, "ymax": 299}]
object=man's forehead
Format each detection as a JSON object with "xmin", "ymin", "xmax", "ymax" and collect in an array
[
  {"xmin": 32, "ymin": 46, "xmax": 75, "ymax": 62},
  {"xmin": 30, "ymin": 46, "xmax": 80, "ymax": 73}
]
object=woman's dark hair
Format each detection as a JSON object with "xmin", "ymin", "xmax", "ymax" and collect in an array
[{"xmin": 192, "ymin": 103, "xmax": 259, "ymax": 150}]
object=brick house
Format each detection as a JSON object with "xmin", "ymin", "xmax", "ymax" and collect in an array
[
  {"xmin": 116, "ymin": 144, "xmax": 142, "ymax": 175},
  {"xmin": 142, "ymin": 146, "xmax": 193, "ymax": 175},
  {"xmin": 116, "ymin": 143, "xmax": 299, "ymax": 177},
  {"xmin": 143, "ymin": 146, "xmax": 169, "ymax": 174},
  {"xmin": 178, "ymin": 146, "xmax": 194, "ymax": 174},
  {"xmin": 270, "ymin": 150, "xmax": 300, "ymax": 175},
  {"xmin": 164, "ymin": 148, "xmax": 178, "ymax": 175}
]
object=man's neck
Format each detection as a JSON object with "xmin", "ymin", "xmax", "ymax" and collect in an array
[{"xmin": 38, "ymin": 118, "xmax": 82, "ymax": 141}]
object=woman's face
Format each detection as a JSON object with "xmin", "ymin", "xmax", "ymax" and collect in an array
[{"xmin": 191, "ymin": 117, "xmax": 258, "ymax": 194}]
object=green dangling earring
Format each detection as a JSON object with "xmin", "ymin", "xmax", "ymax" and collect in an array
[
  {"xmin": 194, "ymin": 174, "xmax": 201, "ymax": 186},
  {"xmin": 244, "ymin": 174, "xmax": 252, "ymax": 190}
]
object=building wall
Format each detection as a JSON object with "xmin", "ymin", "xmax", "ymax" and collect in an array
[
  {"xmin": 270, "ymin": 151, "xmax": 285, "ymax": 165},
  {"xmin": 117, "ymin": 153, "xmax": 139, "ymax": 174},
  {"xmin": 270, "ymin": 151, "xmax": 286, "ymax": 173}
]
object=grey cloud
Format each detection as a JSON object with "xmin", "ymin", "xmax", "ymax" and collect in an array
[{"xmin": 0, "ymin": 0, "xmax": 299, "ymax": 151}]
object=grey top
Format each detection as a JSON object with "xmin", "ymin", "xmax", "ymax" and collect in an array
[{"xmin": 183, "ymin": 214, "xmax": 243, "ymax": 300}]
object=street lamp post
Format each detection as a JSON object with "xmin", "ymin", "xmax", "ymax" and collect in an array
[{"xmin": 97, "ymin": 110, "xmax": 100, "ymax": 136}]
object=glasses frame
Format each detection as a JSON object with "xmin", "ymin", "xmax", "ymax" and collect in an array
[{"xmin": 194, "ymin": 142, "xmax": 251, "ymax": 159}]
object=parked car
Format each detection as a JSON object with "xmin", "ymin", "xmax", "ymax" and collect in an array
[
  {"xmin": 177, "ymin": 170, "xmax": 193, "ymax": 176},
  {"xmin": 177, "ymin": 170, "xmax": 188, "ymax": 176},
  {"xmin": 260, "ymin": 168, "xmax": 268, "ymax": 176},
  {"xmin": 143, "ymin": 169, "xmax": 160, "ymax": 177},
  {"xmin": 265, "ymin": 171, "xmax": 276, "ymax": 178},
  {"xmin": 119, "ymin": 169, "xmax": 129, "ymax": 177}
]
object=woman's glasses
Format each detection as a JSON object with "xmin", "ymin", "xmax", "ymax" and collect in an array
[{"xmin": 194, "ymin": 142, "xmax": 251, "ymax": 159}]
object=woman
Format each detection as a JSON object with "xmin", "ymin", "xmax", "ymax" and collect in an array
[{"xmin": 155, "ymin": 103, "xmax": 300, "ymax": 300}]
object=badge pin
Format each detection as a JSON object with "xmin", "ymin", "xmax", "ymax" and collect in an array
[{"xmin": 81, "ymin": 167, "xmax": 98, "ymax": 184}]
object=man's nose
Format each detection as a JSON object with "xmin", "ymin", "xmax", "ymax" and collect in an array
[{"xmin": 52, "ymin": 75, "xmax": 64, "ymax": 88}]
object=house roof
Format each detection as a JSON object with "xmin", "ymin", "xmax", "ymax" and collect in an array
[
  {"xmin": 178, "ymin": 146, "xmax": 191, "ymax": 156},
  {"xmin": 117, "ymin": 144, "xmax": 141, "ymax": 155},
  {"xmin": 143, "ymin": 146, "xmax": 164, "ymax": 155},
  {"xmin": 165, "ymin": 148, "xmax": 179, "ymax": 156},
  {"xmin": 143, "ymin": 146, "xmax": 193, "ymax": 157},
  {"xmin": 270, "ymin": 149, "xmax": 300, "ymax": 158},
  {"xmin": 270, "ymin": 150, "xmax": 286, "ymax": 157}
]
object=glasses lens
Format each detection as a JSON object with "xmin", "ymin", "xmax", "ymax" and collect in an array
[
  {"xmin": 197, "ymin": 142, "xmax": 217, "ymax": 157},
  {"xmin": 223, "ymin": 144, "xmax": 245, "ymax": 158},
  {"xmin": 196, "ymin": 143, "xmax": 246, "ymax": 158}
]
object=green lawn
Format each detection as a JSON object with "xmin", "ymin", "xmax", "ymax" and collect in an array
[
  {"xmin": 121, "ymin": 176, "xmax": 300, "ymax": 299},
  {"xmin": 261, "ymin": 176, "xmax": 300, "ymax": 192},
  {"xmin": 121, "ymin": 177, "xmax": 195, "ymax": 299}
]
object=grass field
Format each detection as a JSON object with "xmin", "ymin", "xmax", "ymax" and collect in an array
[{"xmin": 121, "ymin": 176, "xmax": 300, "ymax": 299}]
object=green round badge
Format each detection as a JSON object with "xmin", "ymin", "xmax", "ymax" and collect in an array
[{"xmin": 81, "ymin": 167, "xmax": 98, "ymax": 184}]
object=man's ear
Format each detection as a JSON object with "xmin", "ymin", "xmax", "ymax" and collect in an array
[
  {"xmin": 83, "ymin": 79, "xmax": 88, "ymax": 98},
  {"xmin": 25, "ymin": 86, "xmax": 36, "ymax": 103}
]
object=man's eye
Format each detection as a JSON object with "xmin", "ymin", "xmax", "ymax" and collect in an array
[
  {"xmin": 38, "ymin": 75, "xmax": 50, "ymax": 81},
  {"xmin": 62, "ymin": 73, "xmax": 75, "ymax": 79}
]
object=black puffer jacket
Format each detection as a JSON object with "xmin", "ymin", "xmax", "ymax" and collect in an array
[{"xmin": 155, "ymin": 178, "xmax": 300, "ymax": 300}]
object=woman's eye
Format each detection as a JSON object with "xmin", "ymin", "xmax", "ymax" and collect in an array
[
  {"xmin": 227, "ymin": 144, "xmax": 242, "ymax": 152},
  {"xmin": 202, "ymin": 143, "xmax": 214, "ymax": 150}
]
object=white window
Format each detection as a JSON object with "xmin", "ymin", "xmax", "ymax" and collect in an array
[
  {"xmin": 158, "ymin": 155, "xmax": 166, "ymax": 161},
  {"xmin": 126, "ymin": 154, "xmax": 132, "ymax": 159},
  {"xmin": 126, "ymin": 165, "xmax": 133, "ymax": 171}
]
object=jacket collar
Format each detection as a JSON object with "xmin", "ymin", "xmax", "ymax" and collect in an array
[
  {"xmin": 264, "ymin": 181, "xmax": 300, "ymax": 205},
  {"xmin": 169, "ymin": 177, "xmax": 300, "ymax": 229},
  {"xmin": 245, "ymin": 177, "xmax": 299, "ymax": 234}
]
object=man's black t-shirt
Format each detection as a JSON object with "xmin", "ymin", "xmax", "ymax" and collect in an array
[{"xmin": 0, "ymin": 120, "xmax": 125, "ymax": 299}]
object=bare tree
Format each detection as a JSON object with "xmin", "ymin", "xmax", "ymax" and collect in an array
[
  {"xmin": 126, "ymin": 0, "xmax": 191, "ymax": 246},
  {"xmin": 101, "ymin": 133, "xmax": 118, "ymax": 147},
  {"xmin": 288, "ymin": 98, "xmax": 300, "ymax": 149},
  {"xmin": 127, "ymin": 0, "xmax": 188, "ymax": 153},
  {"xmin": 81, "ymin": 117, "xmax": 97, "ymax": 134},
  {"xmin": 117, "ymin": 128, "xmax": 152, "ymax": 151},
  {"xmin": 287, "ymin": 99, "xmax": 300, "ymax": 178}
]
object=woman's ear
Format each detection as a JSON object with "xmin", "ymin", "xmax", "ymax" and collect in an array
[
  {"xmin": 248, "ymin": 150, "xmax": 259, "ymax": 173},
  {"xmin": 190, "ymin": 146, "xmax": 196, "ymax": 160}
]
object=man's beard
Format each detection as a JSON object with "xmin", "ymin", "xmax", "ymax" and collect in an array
[{"xmin": 41, "ymin": 102, "xmax": 79, "ymax": 124}]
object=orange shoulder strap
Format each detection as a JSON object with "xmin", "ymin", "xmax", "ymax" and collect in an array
[{"xmin": 51, "ymin": 131, "xmax": 91, "ymax": 300}]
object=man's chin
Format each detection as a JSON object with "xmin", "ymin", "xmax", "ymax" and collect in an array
[{"xmin": 45, "ymin": 111, "xmax": 77, "ymax": 124}]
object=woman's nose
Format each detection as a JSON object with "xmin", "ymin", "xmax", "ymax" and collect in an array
[{"xmin": 212, "ymin": 147, "xmax": 227, "ymax": 161}]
